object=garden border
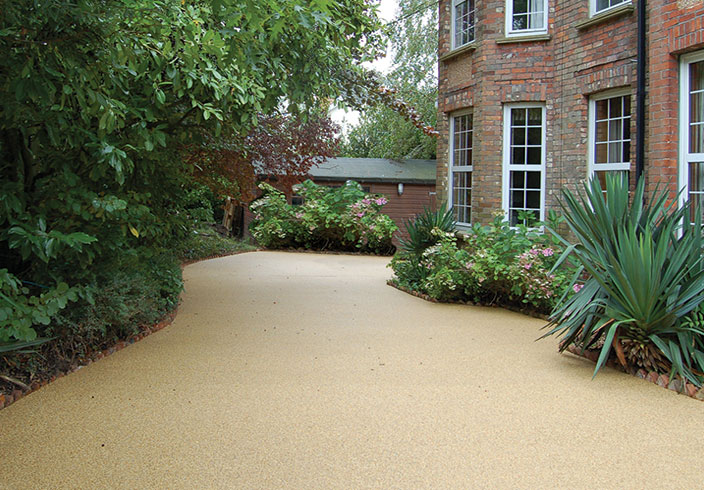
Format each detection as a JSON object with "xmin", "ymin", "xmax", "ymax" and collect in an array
[
  {"xmin": 564, "ymin": 345, "xmax": 704, "ymax": 401},
  {"xmin": 0, "ymin": 250, "xmax": 254, "ymax": 412},
  {"xmin": 386, "ymin": 279, "xmax": 549, "ymax": 320},
  {"xmin": 388, "ymin": 279, "xmax": 704, "ymax": 402}
]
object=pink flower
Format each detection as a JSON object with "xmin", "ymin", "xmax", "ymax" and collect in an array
[
  {"xmin": 573, "ymin": 284, "xmax": 583, "ymax": 293},
  {"xmin": 529, "ymin": 249, "xmax": 539, "ymax": 256},
  {"xmin": 375, "ymin": 197, "xmax": 387, "ymax": 205},
  {"xmin": 542, "ymin": 248, "xmax": 554, "ymax": 257},
  {"xmin": 524, "ymin": 263, "xmax": 532, "ymax": 270},
  {"xmin": 356, "ymin": 212, "xmax": 365, "ymax": 218}
]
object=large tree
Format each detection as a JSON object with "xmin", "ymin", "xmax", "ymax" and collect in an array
[
  {"xmin": 340, "ymin": 0, "xmax": 438, "ymax": 159},
  {"xmin": 0, "ymin": 0, "xmax": 383, "ymax": 343}
]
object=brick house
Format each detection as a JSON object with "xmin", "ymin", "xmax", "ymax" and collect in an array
[
  {"xmin": 240, "ymin": 157, "xmax": 437, "ymax": 244},
  {"xmin": 437, "ymin": 0, "xmax": 704, "ymax": 228}
]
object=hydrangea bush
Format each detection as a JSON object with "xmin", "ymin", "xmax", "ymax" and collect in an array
[
  {"xmin": 250, "ymin": 180, "xmax": 397, "ymax": 254},
  {"xmin": 390, "ymin": 212, "xmax": 577, "ymax": 314}
]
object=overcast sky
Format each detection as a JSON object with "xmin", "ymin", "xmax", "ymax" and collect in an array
[{"xmin": 329, "ymin": 0, "xmax": 399, "ymax": 131}]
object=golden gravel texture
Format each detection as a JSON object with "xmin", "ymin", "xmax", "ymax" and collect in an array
[{"xmin": 1, "ymin": 251, "xmax": 702, "ymax": 488}]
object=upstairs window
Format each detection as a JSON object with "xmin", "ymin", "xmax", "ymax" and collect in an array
[
  {"xmin": 453, "ymin": 0, "xmax": 476, "ymax": 49},
  {"xmin": 591, "ymin": 0, "xmax": 630, "ymax": 16},
  {"xmin": 506, "ymin": 0, "xmax": 547, "ymax": 36}
]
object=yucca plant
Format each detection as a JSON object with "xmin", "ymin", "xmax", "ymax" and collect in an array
[
  {"xmin": 399, "ymin": 204, "xmax": 456, "ymax": 256},
  {"xmin": 543, "ymin": 173, "xmax": 704, "ymax": 386}
]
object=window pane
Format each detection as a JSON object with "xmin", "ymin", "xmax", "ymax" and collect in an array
[
  {"xmin": 511, "ymin": 171, "xmax": 525, "ymax": 188},
  {"xmin": 691, "ymin": 93, "xmax": 704, "ymax": 124},
  {"xmin": 690, "ymin": 60, "xmax": 704, "ymax": 92},
  {"xmin": 526, "ymin": 146, "xmax": 541, "ymax": 165},
  {"xmin": 526, "ymin": 191, "xmax": 540, "ymax": 209},
  {"xmin": 689, "ymin": 162, "xmax": 704, "ymax": 222},
  {"xmin": 512, "ymin": 147, "xmax": 526, "ymax": 165},
  {"xmin": 512, "ymin": 128, "xmax": 526, "ymax": 145},
  {"xmin": 595, "ymin": 142, "xmax": 608, "ymax": 164},
  {"xmin": 512, "ymin": 108, "xmax": 526, "ymax": 125},
  {"xmin": 530, "ymin": 12, "xmax": 544, "ymax": 29},
  {"xmin": 595, "ymin": 0, "xmax": 628, "ymax": 13},
  {"xmin": 608, "ymin": 97, "xmax": 622, "ymax": 118},
  {"xmin": 526, "ymin": 171, "xmax": 541, "ymax": 189},
  {"xmin": 512, "ymin": 190, "xmax": 524, "ymax": 207},
  {"xmin": 514, "ymin": 0, "xmax": 528, "ymax": 13},
  {"xmin": 513, "ymin": 15, "xmax": 527, "ymax": 31},
  {"xmin": 527, "ymin": 127, "xmax": 542, "ymax": 145},
  {"xmin": 690, "ymin": 124, "xmax": 704, "ymax": 154},
  {"xmin": 528, "ymin": 108, "xmax": 542, "ymax": 125},
  {"xmin": 595, "ymin": 99, "xmax": 608, "ymax": 120},
  {"xmin": 608, "ymin": 142, "xmax": 621, "ymax": 163}
]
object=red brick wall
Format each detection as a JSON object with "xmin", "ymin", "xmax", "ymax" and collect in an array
[
  {"xmin": 437, "ymin": 0, "xmax": 679, "ymax": 224},
  {"xmin": 647, "ymin": 0, "xmax": 704, "ymax": 198}
]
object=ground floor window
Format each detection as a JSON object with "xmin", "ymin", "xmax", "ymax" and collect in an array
[
  {"xmin": 450, "ymin": 111, "xmax": 473, "ymax": 225},
  {"xmin": 502, "ymin": 104, "xmax": 545, "ymax": 226},
  {"xmin": 680, "ymin": 51, "xmax": 704, "ymax": 219},
  {"xmin": 588, "ymin": 89, "xmax": 631, "ymax": 191}
]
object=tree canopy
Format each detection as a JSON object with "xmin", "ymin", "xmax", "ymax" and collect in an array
[
  {"xmin": 340, "ymin": 0, "xmax": 438, "ymax": 160},
  {"xmin": 0, "ymin": 0, "xmax": 384, "ymax": 343}
]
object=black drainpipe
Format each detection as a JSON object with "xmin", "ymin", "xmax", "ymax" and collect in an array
[{"xmin": 635, "ymin": 0, "xmax": 646, "ymax": 181}]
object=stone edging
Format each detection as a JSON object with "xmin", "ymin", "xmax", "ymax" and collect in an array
[
  {"xmin": 387, "ymin": 280, "xmax": 704, "ymax": 402},
  {"xmin": 0, "ymin": 249, "xmax": 257, "ymax": 412},
  {"xmin": 564, "ymin": 345, "xmax": 704, "ymax": 401}
]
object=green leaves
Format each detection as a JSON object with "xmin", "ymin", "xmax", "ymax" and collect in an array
[
  {"xmin": 544, "ymin": 174, "xmax": 704, "ymax": 386},
  {"xmin": 0, "ymin": 0, "xmax": 384, "ymax": 345},
  {"xmin": 400, "ymin": 205, "xmax": 457, "ymax": 257},
  {"xmin": 250, "ymin": 180, "xmax": 396, "ymax": 254}
]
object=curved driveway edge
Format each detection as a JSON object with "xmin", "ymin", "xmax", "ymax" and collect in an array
[{"xmin": 1, "ymin": 251, "xmax": 701, "ymax": 488}]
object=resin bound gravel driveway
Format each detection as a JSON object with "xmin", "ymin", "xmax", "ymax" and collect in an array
[{"xmin": 2, "ymin": 251, "xmax": 703, "ymax": 489}]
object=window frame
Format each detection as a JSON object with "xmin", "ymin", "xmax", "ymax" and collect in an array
[
  {"xmin": 449, "ymin": 109, "xmax": 474, "ymax": 227},
  {"xmin": 505, "ymin": 0, "xmax": 548, "ymax": 37},
  {"xmin": 501, "ymin": 103, "xmax": 546, "ymax": 227},
  {"xmin": 587, "ymin": 88, "xmax": 632, "ymax": 184},
  {"xmin": 451, "ymin": 0, "xmax": 476, "ymax": 50},
  {"xmin": 590, "ymin": 0, "xmax": 631, "ymax": 17},
  {"xmin": 679, "ymin": 50, "xmax": 704, "ymax": 209}
]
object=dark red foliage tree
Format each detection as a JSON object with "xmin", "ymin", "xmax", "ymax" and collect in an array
[{"xmin": 184, "ymin": 113, "xmax": 340, "ymax": 203}]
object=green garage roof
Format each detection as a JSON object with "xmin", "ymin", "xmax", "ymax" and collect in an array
[{"xmin": 309, "ymin": 158, "xmax": 436, "ymax": 185}]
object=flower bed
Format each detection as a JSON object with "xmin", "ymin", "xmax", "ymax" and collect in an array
[
  {"xmin": 249, "ymin": 181, "xmax": 397, "ymax": 255},
  {"xmin": 389, "ymin": 213, "xmax": 576, "ymax": 316}
]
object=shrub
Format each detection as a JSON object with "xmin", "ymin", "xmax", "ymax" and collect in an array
[
  {"xmin": 390, "ymin": 211, "xmax": 575, "ymax": 313},
  {"xmin": 399, "ymin": 205, "xmax": 456, "ymax": 257},
  {"xmin": 542, "ymin": 174, "xmax": 704, "ymax": 386},
  {"xmin": 176, "ymin": 228, "xmax": 256, "ymax": 262},
  {"xmin": 48, "ymin": 253, "xmax": 183, "ymax": 344},
  {"xmin": 249, "ymin": 180, "xmax": 397, "ymax": 254}
]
